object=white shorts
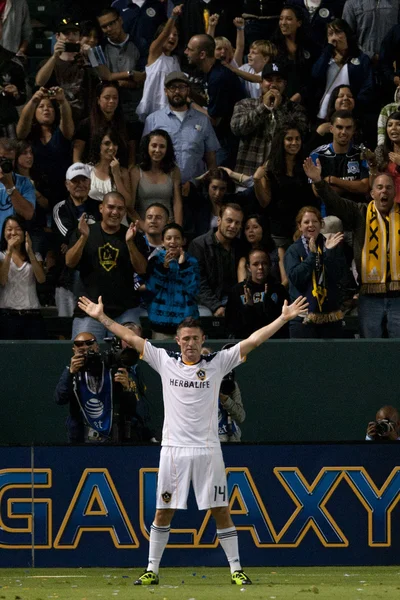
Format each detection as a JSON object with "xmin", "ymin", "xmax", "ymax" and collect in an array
[{"xmin": 156, "ymin": 446, "xmax": 228, "ymax": 510}]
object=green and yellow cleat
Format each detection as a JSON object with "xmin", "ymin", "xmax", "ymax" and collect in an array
[
  {"xmin": 133, "ymin": 570, "xmax": 159, "ymax": 586},
  {"xmin": 231, "ymin": 570, "xmax": 252, "ymax": 585}
]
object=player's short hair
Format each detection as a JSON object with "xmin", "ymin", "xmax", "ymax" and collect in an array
[
  {"xmin": 176, "ymin": 317, "xmax": 204, "ymax": 334},
  {"xmin": 146, "ymin": 202, "xmax": 170, "ymax": 219}
]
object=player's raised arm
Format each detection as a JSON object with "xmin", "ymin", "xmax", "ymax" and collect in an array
[
  {"xmin": 78, "ymin": 296, "xmax": 145, "ymax": 355},
  {"xmin": 239, "ymin": 297, "xmax": 308, "ymax": 358}
]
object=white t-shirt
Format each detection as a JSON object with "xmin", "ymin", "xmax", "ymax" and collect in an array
[
  {"xmin": 0, "ymin": 252, "xmax": 42, "ymax": 309},
  {"xmin": 239, "ymin": 63, "xmax": 261, "ymax": 99},
  {"xmin": 142, "ymin": 341, "xmax": 245, "ymax": 447}
]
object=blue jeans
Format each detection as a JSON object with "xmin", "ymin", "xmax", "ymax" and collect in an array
[
  {"xmin": 71, "ymin": 307, "xmax": 148, "ymax": 341},
  {"xmin": 358, "ymin": 294, "xmax": 400, "ymax": 338}
]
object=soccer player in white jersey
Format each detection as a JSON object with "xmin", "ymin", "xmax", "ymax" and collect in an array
[{"xmin": 78, "ymin": 293, "xmax": 308, "ymax": 586}]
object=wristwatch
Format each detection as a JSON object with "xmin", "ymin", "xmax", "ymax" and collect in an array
[{"xmin": 5, "ymin": 186, "xmax": 16, "ymax": 196}]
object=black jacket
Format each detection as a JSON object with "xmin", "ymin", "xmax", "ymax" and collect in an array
[
  {"xmin": 0, "ymin": 46, "xmax": 26, "ymax": 126},
  {"xmin": 188, "ymin": 228, "xmax": 242, "ymax": 313}
]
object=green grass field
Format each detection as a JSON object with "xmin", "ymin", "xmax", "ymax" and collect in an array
[{"xmin": 0, "ymin": 567, "xmax": 399, "ymax": 600}]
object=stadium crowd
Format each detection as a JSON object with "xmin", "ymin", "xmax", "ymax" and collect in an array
[{"xmin": 2, "ymin": 0, "xmax": 400, "ymax": 341}]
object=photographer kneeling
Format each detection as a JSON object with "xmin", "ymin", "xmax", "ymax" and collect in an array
[
  {"xmin": 54, "ymin": 331, "xmax": 140, "ymax": 443},
  {"xmin": 366, "ymin": 405, "xmax": 400, "ymax": 442}
]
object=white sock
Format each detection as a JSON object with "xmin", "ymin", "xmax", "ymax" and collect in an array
[
  {"xmin": 147, "ymin": 522, "xmax": 170, "ymax": 574},
  {"xmin": 217, "ymin": 527, "xmax": 242, "ymax": 573}
]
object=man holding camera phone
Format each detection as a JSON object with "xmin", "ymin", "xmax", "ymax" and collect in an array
[
  {"xmin": 35, "ymin": 19, "xmax": 97, "ymax": 123},
  {"xmin": 54, "ymin": 331, "xmax": 139, "ymax": 443}
]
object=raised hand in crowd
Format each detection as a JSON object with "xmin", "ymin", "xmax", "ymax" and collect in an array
[
  {"xmin": 78, "ymin": 214, "xmax": 90, "ymax": 239},
  {"xmin": 325, "ymin": 232, "xmax": 344, "ymax": 250},
  {"xmin": 303, "ymin": 157, "xmax": 322, "ymax": 182}
]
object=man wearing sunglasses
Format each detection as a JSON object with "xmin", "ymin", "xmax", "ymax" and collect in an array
[{"xmin": 54, "ymin": 331, "xmax": 138, "ymax": 443}]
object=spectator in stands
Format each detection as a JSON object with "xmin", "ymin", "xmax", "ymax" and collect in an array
[
  {"xmin": 310, "ymin": 110, "xmax": 369, "ymax": 207},
  {"xmin": 111, "ymin": 0, "xmax": 167, "ymax": 66},
  {"xmin": 236, "ymin": 213, "xmax": 276, "ymax": 281},
  {"xmin": 231, "ymin": 61, "xmax": 307, "ymax": 176},
  {"xmin": 379, "ymin": 24, "xmax": 400, "ymax": 104},
  {"xmin": 73, "ymin": 81, "xmax": 136, "ymax": 168},
  {"xmin": 145, "ymin": 223, "xmax": 199, "ymax": 339},
  {"xmin": 366, "ymin": 405, "xmax": 400, "ymax": 441},
  {"xmin": 66, "ymin": 191, "xmax": 147, "ymax": 339},
  {"xmin": 80, "ymin": 20, "xmax": 100, "ymax": 49},
  {"xmin": 15, "ymin": 141, "xmax": 49, "ymax": 258},
  {"xmin": 184, "ymin": 33, "xmax": 245, "ymax": 168},
  {"xmin": 254, "ymin": 123, "xmax": 317, "ymax": 285},
  {"xmin": 201, "ymin": 345, "xmax": 245, "ymax": 443},
  {"xmin": 284, "ymin": 205, "xmax": 346, "ymax": 338},
  {"xmin": 226, "ymin": 247, "xmax": 288, "ymax": 339},
  {"xmin": 312, "ymin": 18, "xmax": 374, "ymax": 120},
  {"xmin": 207, "ymin": 14, "xmax": 245, "ymax": 68},
  {"xmin": 35, "ymin": 19, "xmax": 98, "ymax": 124},
  {"xmin": 342, "ymin": 0, "xmax": 399, "ymax": 63},
  {"xmin": 16, "ymin": 86, "xmax": 74, "ymax": 209},
  {"xmin": 0, "ymin": 17, "xmax": 26, "ymax": 139},
  {"xmin": 142, "ymin": 203, "xmax": 169, "ymax": 256},
  {"xmin": 53, "ymin": 163, "xmax": 101, "ymax": 317},
  {"xmin": 136, "ymin": 4, "xmax": 183, "ymax": 122},
  {"xmin": 97, "ymin": 7, "xmax": 145, "ymax": 124},
  {"xmin": 142, "ymin": 71, "xmax": 220, "ymax": 185},
  {"xmin": 224, "ymin": 40, "xmax": 277, "ymax": 100},
  {"xmin": 191, "ymin": 167, "xmax": 258, "ymax": 238},
  {"xmin": 272, "ymin": 4, "xmax": 318, "ymax": 105},
  {"xmin": 130, "ymin": 129, "xmax": 182, "ymax": 225},
  {"xmin": 0, "ymin": 137, "xmax": 35, "ymax": 236},
  {"xmin": 289, "ymin": 0, "xmax": 346, "ymax": 49},
  {"xmin": 87, "ymin": 127, "xmax": 131, "ymax": 206},
  {"xmin": 0, "ymin": 0, "xmax": 31, "ymax": 56},
  {"xmin": 306, "ymin": 84, "xmax": 356, "ymax": 151},
  {"xmin": 305, "ymin": 158, "xmax": 400, "ymax": 338},
  {"xmin": 54, "ymin": 331, "xmax": 141, "ymax": 443},
  {"xmin": 188, "ymin": 203, "xmax": 243, "ymax": 317},
  {"xmin": 242, "ymin": 0, "xmax": 284, "ymax": 48},
  {"xmin": 0, "ymin": 215, "xmax": 46, "ymax": 339},
  {"xmin": 375, "ymin": 111, "xmax": 400, "ymax": 204}
]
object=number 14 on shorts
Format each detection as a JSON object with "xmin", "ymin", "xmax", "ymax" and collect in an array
[{"xmin": 214, "ymin": 485, "xmax": 226, "ymax": 502}]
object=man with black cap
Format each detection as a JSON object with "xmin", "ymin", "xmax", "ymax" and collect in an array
[
  {"xmin": 143, "ymin": 71, "xmax": 220, "ymax": 184},
  {"xmin": 35, "ymin": 19, "xmax": 97, "ymax": 123},
  {"xmin": 231, "ymin": 61, "xmax": 308, "ymax": 175}
]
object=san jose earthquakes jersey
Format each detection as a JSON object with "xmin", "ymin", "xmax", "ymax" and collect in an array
[{"xmin": 141, "ymin": 341, "xmax": 245, "ymax": 447}]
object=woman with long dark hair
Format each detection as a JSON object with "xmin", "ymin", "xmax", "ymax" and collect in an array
[
  {"xmin": 73, "ymin": 81, "xmax": 137, "ymax": 168},
  {"xmin": 272, "ymin": 4, "xmax": 317, "ymax": 105},
  {"xmin": 254, "ymin": 122, "xmax": 317, "ymax": 285},
  {"xmin": 16, "ymin": 86, "xmax": 74, "ymax": 207},
  {"xmin": 0, "ymin": 215, "xmax": 46, "ymax": 339},
  {"xmin": 237, "ymin": 214, "xmax": 276, "ymax": 282},
  {"xmin": 312, "ymin": 18, "xmax": 373, "ymax": 120},
  {"xmin": 87, "ymin": 127, "xmax": 131, "ymax": 206},
  {"xmin": 375, "ymin": 111, "xmax": 400, "ymax": 204},
  {"xmin": 284, "ymin": 205, "xmax": 346, "ymax": 338},
  {"xmin": 130, "ymin": 129, "xmax": 182, "ymax": 224}
]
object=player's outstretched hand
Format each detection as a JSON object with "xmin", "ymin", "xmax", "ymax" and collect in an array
[
  {"xmin": 78, "ymin": 295, "xmax": 104, "ymax": 321},
  {"xmin": 282, "ymin": 296, "xmax": 309, "ymax": 321}
]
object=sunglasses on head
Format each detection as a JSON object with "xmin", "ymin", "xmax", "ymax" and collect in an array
[{"xmin": 73, "ymin": 339, "xmax": 96, "ymax": 348}]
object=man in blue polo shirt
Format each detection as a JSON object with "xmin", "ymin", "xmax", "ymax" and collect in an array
[
  {"xmin": 310, "ymin": 109, "xmax": 370, "ymax": 210},
  {"xmin": 142, "ymin": 71, "xmax": 220, "ymax": 183},
  {"xmin": 0, "ymin": 137, "xmax": 35, "ymax": 236}
]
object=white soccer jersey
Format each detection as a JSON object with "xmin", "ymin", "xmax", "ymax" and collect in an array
[{"xmin": 141, "ymin": 341, "xmax": 245, "ymax": 447}]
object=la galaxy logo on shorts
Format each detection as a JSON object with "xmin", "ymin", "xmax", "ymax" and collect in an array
[
  {"xmin": 162, "ymin": 491, "xmax": 172, "ymax": 504},
  {"xmin": 196, "ymin": 369, "xmax": 206, "ymax": 381}
]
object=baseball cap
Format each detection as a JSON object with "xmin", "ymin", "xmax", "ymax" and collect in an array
[
  {"xmin": 57, "ymin": 18, "xmax": 80, "ymax": 33},
  {"xmin": 164, "ymin": 71, "xmax": 190, "ymax": 87},
  {"xmin": 261, "ymin": 62, "xmax": 288, "ymax": 80},
  {"xmin": 66, "ymin": 163, "xmax": 91, "ymax": 180}
]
